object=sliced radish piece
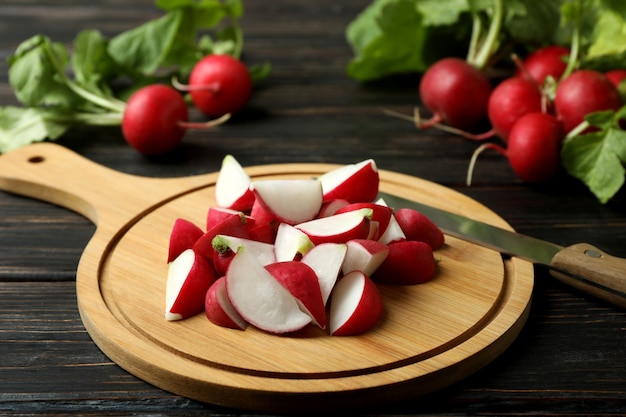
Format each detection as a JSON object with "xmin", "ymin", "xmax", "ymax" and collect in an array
[
  {"xmin": 226, "ymin": 247, "xmax": 312, "ymax": 334},
  {"xmin": 301, "ymin": 242, "xmax": 347, "ymax": 305},
  {"xmin": 166, "ymin": 249, "xmax": 216, "ymax": 321},
  {"xmin": 205, "ymin": 277, "xmax": 248, "ymax": 330},
  {"xmin": 274, "ymin": 223, "xmax": 314, "ymax": 262},
  {"xmin": 375, "ymin": 197, "xmax": 407, "ymax": 245},
  {"xmin": 251, "ymin": 179, "xmax": 323, "ymax": 225},
  {"xmin": 329, "ymin": 270, "xmax": 383, "ymax": 336},
  {"xmin": 318, "ymin": 159, "xmax": 379, "ymax": 203},
  {"xmin": 212, "ymin": 234, "xmax": 276, "ymax": 266},
  {"xmin": 295, "ymin": 208, "xmax": 372, "ymax": 245},
  {"xmin": 206, "ymin": 206, "xmax": 254, "ymax": 232},
  {"xmin": 393, "ymin": 208, "xmax": 445, "ymax": 250},
  {"xmin": 341, "ymin": 239, "xmax": 389, "ymax": 276},
  {"xmin": 215, "ymin": 154, "xmax": 255, "ymax": 211},
  {"xmin": 265, "ymin": 261, "xmax": 327, "ymax": 329},
  {"xmin": 336, "ymin": 202, "xmax": 393, "ymax": 240},
  {"xmin": 167, "ymin": 218, "xmax": 204, "ymax": 263},
  {"xmin": 372, "ymin": 240, "xmax": 437, "ymax": 285}
]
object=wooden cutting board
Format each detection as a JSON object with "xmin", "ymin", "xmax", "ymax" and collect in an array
[{"xmin": 0, "ymin": 143, "xmax": 533, "ymax": 413}]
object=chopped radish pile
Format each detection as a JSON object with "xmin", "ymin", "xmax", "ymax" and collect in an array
[{"xmin": 164, "ymin": 156, "xmax": 445, "ymax": 336}]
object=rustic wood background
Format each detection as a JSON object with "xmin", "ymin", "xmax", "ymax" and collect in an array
[{"xmin": 1, "ymin": 0, "xmax": 625, "ymax": 415}]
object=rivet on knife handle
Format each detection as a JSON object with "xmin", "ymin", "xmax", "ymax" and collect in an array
[{"xmin": 550, "ymin": 243, "xmax": 626, "ymax": 309}]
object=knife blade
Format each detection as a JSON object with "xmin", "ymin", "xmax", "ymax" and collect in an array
[{"xmin": 379, "ymin": 192, "xmax": 626, "ymax": 309}]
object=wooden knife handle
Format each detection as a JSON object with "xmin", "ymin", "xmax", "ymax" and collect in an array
[{"xmin": 550, "ymin": 243, "xmax": 626, "ymax": 309}]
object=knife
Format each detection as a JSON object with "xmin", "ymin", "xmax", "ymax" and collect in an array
[{"xmin": 379, "ymin": 192, "xmax": 626, "ymax": 309}]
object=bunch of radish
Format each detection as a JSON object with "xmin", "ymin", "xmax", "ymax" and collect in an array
[
  {"xmin": 415, "ymin": 44, "xmax": 624, "ymax": 186},
  {"xmin": 122, "ymin": 54, "xmax": 254, "ymax": 156},
  {"xmin": 165, "ymin": 157, "xmax": 445, "ymax": 336}
]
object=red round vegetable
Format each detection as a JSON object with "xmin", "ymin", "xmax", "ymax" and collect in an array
[
  {"xmin": 605, "ymin": 69, "xmax": 626, "ymax": 89},
  {"xmin": 554, "ymin": 69, "xmax": 622, "ymax": 133},
  {"xmin": 122, "ymin": 84, "xmax": 189, "ymax": 156},
  {"xmin": 187, "ymin": 54, "xmax": 253, "ymax": 117},
  {"xmin": 418, "ymin": 57, "xmax": 492, "ymax": 131},
  {"xmin": 468, "ymin": 112, "xmax": 565, "ymax": 184},
  {"xmin": 487, "ymin": 76, "xmax": 544, "ymax": 141},
  {"xmin": 517, "ymin": 45, "xmax": 570, "ymax": 85}
]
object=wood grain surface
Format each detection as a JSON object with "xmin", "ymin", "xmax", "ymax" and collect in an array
[{"xmin": 1, "ymin": 0, "xmax": 625, "ymax": 416}]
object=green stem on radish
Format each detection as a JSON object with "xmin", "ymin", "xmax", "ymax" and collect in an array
[
  {"xmin": 561, "ymin": 0, "xmax": 582, "ymax": 82},
  {"xmin": 466, "ymin": 13, "xmax": 482, "ymax": 64},
  {"xmin": 471, "ymin": 0, "xmax": 504, "ymax": 69}
]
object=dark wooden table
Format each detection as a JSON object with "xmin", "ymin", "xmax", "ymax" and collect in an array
[{"xmin": 1, "ymin": 1, "xmax": 626, "ymax": 415}]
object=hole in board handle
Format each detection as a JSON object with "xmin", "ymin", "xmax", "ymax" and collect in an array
[{"xmin": 28, "ymin": 155, "xmax": 45, "ymax": 163}]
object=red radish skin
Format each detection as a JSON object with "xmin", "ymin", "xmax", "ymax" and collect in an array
[
  {"xmin": 205, "ymin": 277, "xmax": 248, "ymax": 330},
  {"xmin": 329, "ymin": 270, "xmax": 383, "ymax": 336},
  {"xmin": 122, "ymin": 84, "xmax": 189, "ymax": 155},
  {"xmin": 335, "ymin": 203, "xmax": 393, "ymax": 241},
  {"xmin": 192, "ymin": 214, "xmax": 253, "ymax": 260},
  {"xmin": 393, "ymin": 208, "xmax": 445, "ymax": 250},
  {"xmin": 517, "ymin": 45, "xmax": 570, "ymax": 85},
  {"xmin": 187, "ymin": 54, "xmax": 253, "ymax": 118},
  {"xmin": 468, "ymin": 112, "xmax": 565, "ymax": 184},
  {"xmin": 167, "ymin": 218, "xmax": 204, "ymax": 263},
  {"xmin": 487, "ymin": 77, "xmax": 544, "ymax": 141},
  {"xmin": 372, "ymin": 240, "xmax": 437, "ymax": 285},
  {"xmin": 605, "ymin": 69, "xmax": 626, "ymax": 88},
  {"xmin": 418, "ymin": 57, "xmax": 492, "ymax": 130},
  {"xmin": 166, "ymin": 249, "xmax": 217, "ymax": 321},
  {"xmin": 265, "ymin": 261, "xmax": 327, "ymax": 329},
  {"xmin": 554, "ymin": 70, "xmax": 622, "ymax": 133}
]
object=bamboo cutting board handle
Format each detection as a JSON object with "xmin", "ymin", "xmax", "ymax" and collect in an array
[{"xmin": 0, "ymin": 143, "xmax": 213, "ymax": 231}]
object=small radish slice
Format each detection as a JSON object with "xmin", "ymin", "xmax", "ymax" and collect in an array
[
  {"xmin": 329, "ymin": 270, "xmax": 383, "ymax": 336},
  {"xmin": 205, "ymin": 277, "xmax": 248, "ymax": 330}
]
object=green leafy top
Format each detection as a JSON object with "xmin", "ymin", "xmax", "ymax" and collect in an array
[{"xmin": 0, "ymin": 0, "xmax": 269, "ymax": 154}]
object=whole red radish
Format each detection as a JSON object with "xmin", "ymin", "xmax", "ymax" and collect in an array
[
  {"xmin": 554, "ymin": 69, "xmax": 622, "ymax": 133},
  {"xmin": 372, "ymin": 240, "xmax": 437, "ymax": 285},
  {"xmin": 187, "ymin": 54, "xmax": 253, "ymax": 117},
  {"xmin": 468, "ymin": 112, "xmax": 564, "ymax": 184},
  {"xmin": 487, "ymin": 77, "xmax": 544, "ymax": 141},
  {"xmin": 605, "ymin": 69, "xmax": 626, "ymax": 89},
  {"xmin": 517, "ymin": 45, "xmax": 570, "ymax": 84},
  {"xmin": 122, "ymin": 84, "xmax": 189, "ymax": 155},
  {"xmin": 393, "ymin": 208, "xmax": 445, "ymax": 250},
  {"xmin": 419, "ymin": 57, "xmax": 492, "ymax": 130}
]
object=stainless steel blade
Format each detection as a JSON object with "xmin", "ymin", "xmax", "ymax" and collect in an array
[{"xmin": 379, "ymin": 192, "xmax": 563, "ymax": 267}]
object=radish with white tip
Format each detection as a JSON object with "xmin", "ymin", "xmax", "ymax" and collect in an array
[
  {"xmin": 226, "ymin": 247, "xmax": 312, "ymax": 334},
  {"xmin": 318, "ymin": 159, "xmax": 379, "ymax": 203},
  {"xmin": 375, "ymin": 198, "xmax": 407, "ymax": 245},
  {"xmin": 251, "ymin": 179, "xmax": 323, "ymax": 225},
  {"xmin": 274, "ymin": 223, "xmax": 314, "ymax": 262},
  {"xmin": 336, "ymin": 202, "xmax": 393, "ymax": 240},
  {"xmin": 205, "ymin": 277, "xmax": 248, "ymax": 330},
  {"xmin": 329, "ymin": 270, "xmax": 383, "ymax": 336},
  {"xmin": 295, "ymin": 208, "xmax": 373, "ymax": 245},
  {"xmin": 215, "ymin": 154, "xmax": 255, "ymax": 211},
  {"xmin": 302, "ymin": 243, "xmax": 347, "ymax": 305},
  {"xmin": 166, "ymin": 249, "xmax": 216, "ymax": 321},
  {"xmin": 265, "ymin": 261, "xmax": 327, "ymax": 329},
  {"xmin": 341, "ymin": 239, "xmax": 389, "ymax": 276}
]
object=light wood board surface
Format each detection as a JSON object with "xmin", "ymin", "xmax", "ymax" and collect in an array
[{"xmin": 0, "ymin": 143, "xmax": 534, "ymax": 412}]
